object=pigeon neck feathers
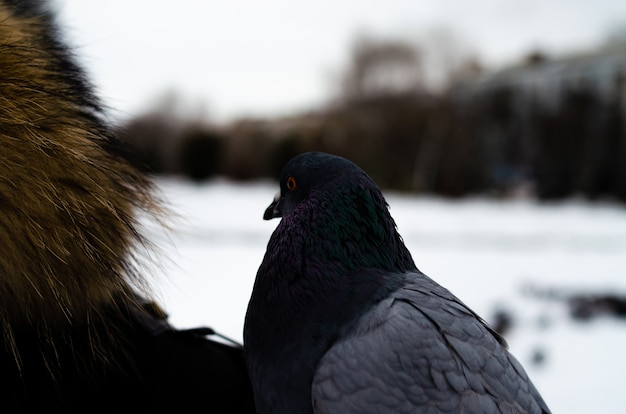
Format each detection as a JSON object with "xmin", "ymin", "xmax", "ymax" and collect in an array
[{"xmin": 267, "ymin": 151, "xmax": 416, "ymax": 278}]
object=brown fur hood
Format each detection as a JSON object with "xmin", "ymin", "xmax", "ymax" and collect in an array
[{"xmin": 0, "ymin": 0, "xmax": 163, "ymax": 355}]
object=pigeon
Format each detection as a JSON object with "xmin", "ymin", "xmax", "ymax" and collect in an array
[{"xmin": 244, "ymin": 151, "xmax": 551, "ymax": 413}]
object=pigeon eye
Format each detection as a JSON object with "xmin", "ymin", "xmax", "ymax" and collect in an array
[{"xmin": 286, "ymin": 176, "xmax": 297, "ymax": 191}]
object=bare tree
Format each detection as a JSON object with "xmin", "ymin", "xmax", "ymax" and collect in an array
[{"xmin": 340, "ymin": 35, "xmax": 423, "ymax": 102}]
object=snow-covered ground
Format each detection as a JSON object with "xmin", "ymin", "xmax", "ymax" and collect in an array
[{"xmin": 147, "ymin": 177, "xmax": 626, "ymax": 413}]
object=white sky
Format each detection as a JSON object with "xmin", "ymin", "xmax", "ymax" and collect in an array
[{"xmin": 51, "ymin": 0, "xmax": 626, "ymax": 123}]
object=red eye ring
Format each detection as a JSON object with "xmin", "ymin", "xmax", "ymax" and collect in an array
[{"xmin": 286, "ymin": 176, "xmax": 297, "ymax": 191}]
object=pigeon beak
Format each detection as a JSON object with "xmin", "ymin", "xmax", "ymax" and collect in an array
[{"xmin": 263, "ymin": 191, "xmax": 283, "ymax": 220}]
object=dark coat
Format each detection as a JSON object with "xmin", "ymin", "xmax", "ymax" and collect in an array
[{"xmin": 2, "ymin": 297, "xmax": 256, "ymax": 413}]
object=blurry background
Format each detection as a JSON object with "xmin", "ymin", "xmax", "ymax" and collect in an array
[
  {"xmin": 51, "ymin": 1, "xmax": 626, "ymax": 412},
  {"xmin": 52, "ymin": 0, "xmax": 626, "ymax": 200}
]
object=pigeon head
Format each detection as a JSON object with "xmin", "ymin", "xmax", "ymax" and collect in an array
[
  {"xmin": 264, "ymin": 151, "xmax": 362, "ymax": 220},
  {"xmin": 262, "ymin": 151, "xmax": 415, "ymax": 274}
]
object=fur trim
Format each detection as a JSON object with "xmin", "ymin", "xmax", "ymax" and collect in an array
[{"xmin": 0, "ymin": 0, "xmax": 164, "ymax": 365}]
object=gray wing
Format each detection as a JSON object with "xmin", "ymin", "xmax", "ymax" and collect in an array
[{"xmin": 311, "ymin": 272, "xmax": 550, "ymax": 414}]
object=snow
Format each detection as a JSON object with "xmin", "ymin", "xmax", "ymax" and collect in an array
[{"xmin": 147, "ymin": 177, "xmax": 626, "ymax": 413}]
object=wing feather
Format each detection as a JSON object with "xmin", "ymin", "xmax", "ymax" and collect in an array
[{"xmin": 312, "ymin": 271, "xmax": 550, "ymax": 414}]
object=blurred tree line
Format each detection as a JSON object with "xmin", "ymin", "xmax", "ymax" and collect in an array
[{"xmin": 117, "ymin": 33, "xmax": 626, "ymax": 202}]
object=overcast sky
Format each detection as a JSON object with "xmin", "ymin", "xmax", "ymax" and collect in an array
[{"xmin": 51, "ymin": 0, "xmax": 626, "ymax": 123}]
